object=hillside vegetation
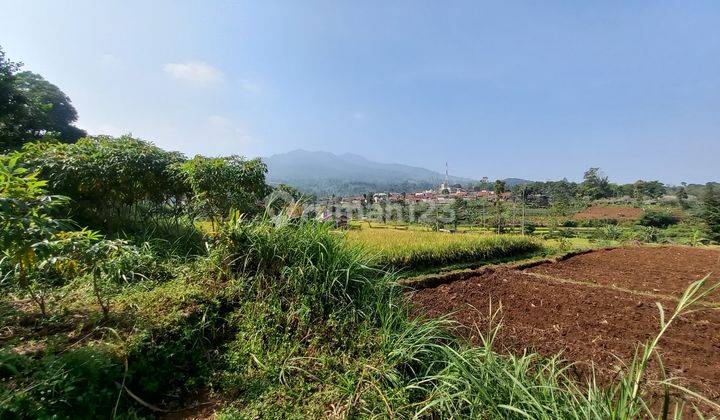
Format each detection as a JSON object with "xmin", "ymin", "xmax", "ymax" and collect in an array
[{"xmin": 1, "ymin": 135, "xmax": 719, "ymax": 417}]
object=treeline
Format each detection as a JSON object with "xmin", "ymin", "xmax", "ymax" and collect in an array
[
  {"xmin": 1, "ymin": 46, "xmax": 275, "ymax": 231},
  {"xmin": 11, "ymin": 136, "xmax": 271, "ymax": 229},
  {"xmin": 503, "ymin": 168, "xmax": 697, "ymax": 208}
]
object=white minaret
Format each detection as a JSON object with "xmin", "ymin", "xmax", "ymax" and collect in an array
[{"xmin": 440, "ymin": 162, "xmax": 450, "ymax": 194}]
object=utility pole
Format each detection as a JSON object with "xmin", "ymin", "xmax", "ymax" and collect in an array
[
  {"xmin": 481, "ymin": 196, "xmax": 486, "ymax": 230},
  {"xmin": 521, "ymin": 185, "xmax": 526, "ymax": 235},
  {"xmin": 511, "ymin": 196, "xmax": 516, "ymax": 233}
]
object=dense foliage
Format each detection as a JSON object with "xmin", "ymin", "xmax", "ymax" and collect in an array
[
  {"xmin": 182, "ymin": 155, "xmax": 270, "ymax": 223},
  {"xmin": 702, "ymin": 183, "xmax": 720, "ymax": 242},
  {"xmin": 637, "ymin": 209, "xmax": 679, "ymax": 228},
  {"xmin": 18, "ymin": 136, "xmax": 188, "ymax": 227}
]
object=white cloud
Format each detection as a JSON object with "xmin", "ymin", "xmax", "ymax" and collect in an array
[{"xmin": 164, "ymin": 62, "xmax": 224, "ymax": 85}]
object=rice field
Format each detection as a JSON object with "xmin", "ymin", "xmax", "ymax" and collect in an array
[{"xmin": 345, "ymin": 227, "xmax": 543, "ymax": 270}]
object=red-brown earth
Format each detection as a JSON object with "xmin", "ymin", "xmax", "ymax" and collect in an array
[{"xmin": 410, "ymin": 246, "xmax": 720, "ymax": 409}]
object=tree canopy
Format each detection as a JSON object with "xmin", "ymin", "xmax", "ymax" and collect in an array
[
  {"xmin": 580, "ymin": 167, "xmax": 613, "ymax": 200},
  {"xmin": 0, "ymin": 46, "xmax": 85, "ymax": 151},
  {"xmin": 181, "ymin": 155, "xmax": 270, "ymax": 222},
  {"xmin": 18, "ymin": 135, "xmax": 188, "ymax": 226}
]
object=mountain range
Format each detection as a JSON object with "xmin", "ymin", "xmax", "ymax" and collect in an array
[{"xmin": 263, "ymin": 150, "xmax": 530, "ymax": 196}]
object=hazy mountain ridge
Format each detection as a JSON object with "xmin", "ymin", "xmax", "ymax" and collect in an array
[{"xmin": 263, "ymin": 150, "xmax": 532, "ymax": 196}]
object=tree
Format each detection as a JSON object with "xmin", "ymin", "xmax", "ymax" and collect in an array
[
  {"xmin": 0, "ymin": 46, "xmax": 27, "ymax": 150},
  {"xmin": 702, "ymin": 183, "xmax": 720, "ymax": 243},
  {"xmin": 493, "ymin": 180, "xmax": 507, "ymax": 233},
  {"xmin": 676, "ymin": 186, "xmax": 688, "ymax": 207},
  {"xmin": 182, "ymin": 155, "xmax": 270, "ymax": 224},
  {"xmin": 581, "ymin": 167, "xmax": 613, "ymax": 200},
  {"xmin": 12, "ymin": 71, "xmax": 86, "ymax": 143},
  {"xmin": 633, "ymin": 180, "xmax": 645, "ymax": 206},
  {"xmin": 642, "ymin": 180, "xmax": 666, "ymax": 199},
  {"xmin": 473, "ymin": 176, "xmax": 490, "ymax": 191},
  {"xmin": 452, "ymin": 198, "xmax": 467, "ymax": 229},
  {"xmin": 0, "ymin": 46, "xmax": 85, "ymax": 150}
]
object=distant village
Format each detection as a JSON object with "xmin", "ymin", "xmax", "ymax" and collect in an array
[
  {"xmin": 323, "ymin": 185, "xmax": 512, "ymax": 206},
  {"xmin": 318, "ymin": 165, "xmax": 512, "ymax": 206}
]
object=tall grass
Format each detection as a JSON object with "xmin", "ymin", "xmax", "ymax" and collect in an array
[{"xmin": 209, "ymin": 214, "xmax": 719, "ymax": 417}]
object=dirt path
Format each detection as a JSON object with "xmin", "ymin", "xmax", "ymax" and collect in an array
[{"xmin": 410, "ymin": 246, "xmax": 720, "ymax": 405}]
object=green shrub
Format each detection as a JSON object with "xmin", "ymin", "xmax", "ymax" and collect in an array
[
  {"xmin": 702, "ymin": 184, "xmax": 720, "ymax": 242},
  {"xmin": 561, "ymin": 219, "xmax": 578, "ymax": 227},
  {"xmin": 18, "ymin": 136, "xmax": 189, "ymax": 228},
  {"xmin": 637, "ymin": 210, "xmax": 679, "ymax": 228},
  {"xmin": 523, "ymin": 221, "xmax": 537, "ymax": 234}
]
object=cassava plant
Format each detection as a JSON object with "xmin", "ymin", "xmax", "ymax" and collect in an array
[
  {"xmin": 83, "ymin": 238, "xmax": 136, "ymax": 317},
  {"xmin": 0, "ymin": 156, "xmax": 68, "ymax": 315}
]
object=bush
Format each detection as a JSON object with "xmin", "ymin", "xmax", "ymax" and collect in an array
[
  {"xmin": 542, "ymin": 228, "xmax": 576, "ymax": 240},
  {"xmin": 561, "ymin": 219, "xmax": 578, "ymax": 227},
  {"xmin": 637, "ymin": 210, "xmax": 679, "ymax": 228},
  {"xmin": 523, "ymin": 221, "xmax": 537, "ymax": 234},
  {"xmin": 181, "ymin": 155, "xmax": 270, "ymax": 223},
  {"xmin": 702, "ymin": 184, "xmax": 720, "ymax": 242}
]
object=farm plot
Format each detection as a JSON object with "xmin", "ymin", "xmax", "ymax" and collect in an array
[
  {"xmin": 410, "ymin": 246, "xmax": 720, "ymax": 402},
  {"xmin": 346, "ymin": 228, "xmax": 542, "ymax": 271},
  {"xmin": 528, "ymin": 246, "xmax": 720, "ymax": 297}
]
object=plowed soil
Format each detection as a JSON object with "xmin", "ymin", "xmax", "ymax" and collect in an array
[
  {"xmin": 573, "ymin": 205, "xmax": 643, "ymax": 221},
  {"xmin": 410, "ymin": 246, "xmax": 720, "ymax": 404},
  {"xmin": 529, "ymin": 246, "xmax": 720, "ymax": 298}
]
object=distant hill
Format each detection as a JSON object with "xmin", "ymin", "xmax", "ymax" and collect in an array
[
  {"xmin": 263, "ymin": 150, "xmax": 529, "ymax": 196},
  {"xmin": 502, "ymin": 178, "xmax": 534, "ymax": 187}
]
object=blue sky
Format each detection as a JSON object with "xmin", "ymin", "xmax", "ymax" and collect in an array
[{"xmin": 2, "ymin": 1, "xmax": 719, "ymax": 184}]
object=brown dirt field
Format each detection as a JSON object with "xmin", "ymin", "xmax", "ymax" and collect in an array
[
  {"xmin": 528, "ymin": 246, "xmax": 720, "ymax": 298},
  {"xmin": 410, "ymin": 246, "xmax": 720, "ymax": 406},
  {"xmin": 573, "ymin": 205, "xmax": 643, "ymax": 221}
]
